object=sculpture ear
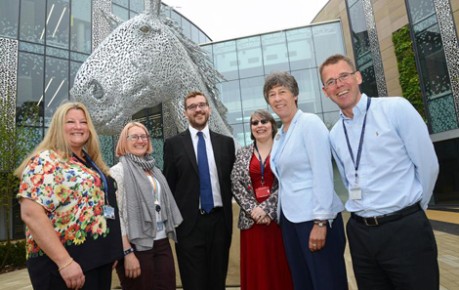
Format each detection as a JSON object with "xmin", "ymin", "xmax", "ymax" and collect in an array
[
  {"xmin": 100, "ymin": 9, "xmax": 124, "ymax": 31},
  {"xmin": 146, "ymin": 0, "xmax": 161, "ymax": 16}
]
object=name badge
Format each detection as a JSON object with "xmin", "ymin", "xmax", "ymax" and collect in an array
[
  {"xmin": 349, "ymin": 185, "xmax": 362, "ymax": 200},
  {"xmin": 103, "ymin": 205, "xmax": 116, "ymax": 220},
  {"xmin": 255, "ymin": 186, "xmax": 270, "ymax": 199}
]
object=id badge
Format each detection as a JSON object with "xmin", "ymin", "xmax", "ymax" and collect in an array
[
  {"xmin": 103, "ymin": 205, "xmax": 116, "ymax": 220},
  {"xmin": 156, "ymin": 221, "xmax": 164, "ymax": 231},
  {"xmin": 255, "ymin": 186, "xmax": 270, "ymax": 199},
  {"xmin": 349, "ymin": 185, "xmax": 362, "ymax": 200}
]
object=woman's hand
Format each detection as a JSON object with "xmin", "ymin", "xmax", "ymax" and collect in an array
[
  {"xmin": 251, "ymin": 206, "xmax": 267, "ymax": 224},
  {"xmin": 59, "ymin": 260, "xmax": 85, "ymax": 289},
  {"xmin": 309, "ymin": 224, "xmax": 327, "ymax": 252},
  {"xmin": 124, "ymin": 253, "xmax": 141, "ymax": 278}
]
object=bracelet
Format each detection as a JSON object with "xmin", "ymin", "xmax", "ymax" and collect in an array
[
  {"xmin": 124, "ymin": 247, "xmax": 135, "ymax": 256},
  {"xmin": 58, "ymin": 258, "xmax": 74, "ymax": 272}
]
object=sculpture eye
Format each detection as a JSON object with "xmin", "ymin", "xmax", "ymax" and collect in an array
[{"xmin": 139, "ymin": 25, "xmax": 150, "ymax": 33}]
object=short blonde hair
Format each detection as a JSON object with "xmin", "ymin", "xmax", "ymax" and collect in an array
[
  {"xmin": 15, "ymin": 102, "xmax": 109, "ymax": 177},
  {"xmin": 115, "ymin": 122, "xmax": 153, "ymax": 157}
]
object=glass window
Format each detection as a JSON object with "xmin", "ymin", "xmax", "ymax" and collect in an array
[
  {"xmin": 312, "ymin": 22, "xmax": 345, "ymax": 65},
  {"xmin": 71, "ymin": 0, "xmax": 91, "ymax": 53},
  {"xmin": 113, "ymin": 4, "xmax": 129, "ymax": 21},
  {"xmin": 17, "ymin": 52, "xmax": 45, "ymax": 126},
  {"xmin": 19, "ymin": 0, "xmax": 46, "ymax": 44},
  {"xmin": 217, "ymin": 80, "xmax": 242, "ymax": 124},
  {"xmin": 291, "ymin": 69, "xmax": 322, "ymax": 114},
  {"xmin": 0, "ymin": 0, "xmax": 19, "ymax": 38},
  {"xmin": 231, "ymin": 123, "xmax": 246, "ymax": 148},
  {"xmin": 130, "ymin": 0, "xmax": 145, "ymax": 13},
  {"xmin": 191, "ymin": 25, "xmax": 200, "ymax": 44},
  {"xmin": 347, "ymin": 0, "xmax": 371, "ymax": 61},
  {"xmin": 237, "ymin": 36, "xmax": 264, "ymax": 78},
  {"xmin": 262, "ymin": 32, "xmax": 289, "ymax": 73},
  {"xmin": 182, "ymin": 18, "xmax": 192, "ymax": 40},
  {"xmin": 286, "ymin": 27, "xmax": 315, "ymax": 70},
  {"xmin": 170, "ymin": 10, "xmax": 181, "ymax": 27},
  {"xmin": 70, "ymin": 61, "xmax": 83, "ymax": 88},
  {"xmin": 112, "ymin": 0, "xmax": 128, "ymax": 8},
  {"xmin": 213, "ymin": 41, "xmax": 239, "ymax": 80},
  {"xmin": 44, "ymin": 57, "xmax": 69, "ymax": 126},
  {"xmin": 46, "ymin": 0, "xmax": 70, "ymax": 49},
  {"xmin": 240, "ymin": 76, "xmax": 268, "ymax": 120},
  {"xmin": 406, "ymin": 0, "xmax": 435, "ymax": 24}
]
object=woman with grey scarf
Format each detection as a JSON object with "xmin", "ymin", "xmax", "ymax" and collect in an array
[{"xmin": 110, "ymin": 122, "xmax": 183, "ymax": 290}]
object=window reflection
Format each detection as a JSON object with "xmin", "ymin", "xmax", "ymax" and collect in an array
[
  {"xmin": 71, "ymin": 0, "xmax": 91, "ymax": 53},
  {"xmin": 286, "ymin": 28, "xmax": 315, "ymax": 70},
  {"xmin": 17, "ymin": 52, "xmax": 44, "ymax": 126},
  {"xmin": 44, "ymin": 57, "xmax": 69, "ymax": 125},
  {"xmin": 20, "ymin": 0, "xmax": 46, "ymax": 44},
  {"xmin": 213, "ymin": 41, "xmax": 239, "ymax": 80},
  {"xmin": 262, "ymin": 32, "xmax": 289, "ymax": 73},
  {"xmin": 240, "ymin": 76, "xmax": 266, "ymax": 120},
  {"xmin": 45, "ymin": 0, "xmax": 70, "ymax": 49},
  {"xmin": 217, "ymin": 80, "xmax": 242, "ymax": 124},
  {"xmin": 0, "ymin": 0, "xmax": 19, "ymax": 38},
  {"xmin": 291, "ymin": 69, "xmax": 321, "ymax": 113},
  {"xmin": 237, "ymin": 36, "xmax": 263, "ymax": 78}
]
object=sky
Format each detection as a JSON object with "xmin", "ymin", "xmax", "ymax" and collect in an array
[{"xmin": 162, "ymin": 0, "xmax": 330, "ymax": 42}]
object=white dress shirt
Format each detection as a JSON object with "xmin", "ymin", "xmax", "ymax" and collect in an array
[{"xmin": 189, "ymin": 125, "xmax": 223, "ymax": 207}]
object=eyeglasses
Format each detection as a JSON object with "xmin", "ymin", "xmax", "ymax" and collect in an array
[
  {"xmin": 186, "ymin": 102, "xmax": 208, "ymax": 111},
  {"xmin": 251, "ymin": 119, "xmax": 269, "ymax": 126},
  {"xmin": 323, "ymin": 71, "xmax": 357, "ymax": 88},
  {"xmin": 127, "ymin": 134, "xmax": 149, "ymax": 141}
]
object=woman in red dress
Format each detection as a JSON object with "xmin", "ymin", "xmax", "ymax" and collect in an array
[{"xmin": 231, "ymin": 109, "xmax": 293, "ymax": 290}]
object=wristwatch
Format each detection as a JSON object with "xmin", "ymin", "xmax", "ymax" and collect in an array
[{"xmin": 314, "ymin": 220, "xmax": 328, "ymax": 227}]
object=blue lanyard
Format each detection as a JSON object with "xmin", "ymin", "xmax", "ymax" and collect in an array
[
  {"xmin": 342, "ymin": 97, "xmax": 371, "ymax": 181},
  {"xmin": 73, "ymin": 151, "xmax": 110, "ymax": 206},
  {"xmin": 254, "ymin": 143, "xmax": 269, "ymax": 185}
]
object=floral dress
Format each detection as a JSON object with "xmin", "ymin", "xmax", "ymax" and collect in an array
[{"xmin": 17, "ymin": 150, "xmax": 122, "ymax": 282}]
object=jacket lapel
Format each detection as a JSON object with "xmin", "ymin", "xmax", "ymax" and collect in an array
[{"xmin": 182, "ymin": 130, "xmax": 199, "ymax": 175}]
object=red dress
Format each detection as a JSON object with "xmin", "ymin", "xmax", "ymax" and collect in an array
[{"xmin": 240, "ymin": 154, "xmax": 293, "ymax": 290}]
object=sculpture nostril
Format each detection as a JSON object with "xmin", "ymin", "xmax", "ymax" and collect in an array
[{"xmin": 89, "ymin": 79, "xmax": 104, "ymax": 99}]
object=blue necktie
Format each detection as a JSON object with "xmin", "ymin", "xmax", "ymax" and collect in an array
[{"xmin": 197, "ymin": 132, "xmax": 214, "ymax": 213}]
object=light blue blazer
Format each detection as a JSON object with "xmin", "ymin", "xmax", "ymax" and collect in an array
[{"xmin": 270, "ymin": 109, "xmax": 344, "ymax": 223}]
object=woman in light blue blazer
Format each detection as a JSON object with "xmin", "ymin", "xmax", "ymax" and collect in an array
[{"xmin": 264, "ymin": 72, "xmax": 348, "ymax": 290}]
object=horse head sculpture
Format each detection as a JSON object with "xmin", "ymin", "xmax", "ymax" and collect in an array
[{"xmin": 70, "ymin": 0, "xmax": 231, "ymax": 136}]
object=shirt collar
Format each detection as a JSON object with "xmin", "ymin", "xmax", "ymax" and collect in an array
[
  {"xmin": 339, "ymin": 93, "xmax": 368, "ymax": 120},
  {"xmin": 189, "ymin": 125, "xmax": 210, "ymax": 139}
]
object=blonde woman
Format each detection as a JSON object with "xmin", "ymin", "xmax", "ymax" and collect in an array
[
  {"xmin": 15, "ymin": 102, "xmax": 123, "ymax": 290},
  {"xmin": 110, "ymin": 122, "xmax": 182, "ymax": 290}
]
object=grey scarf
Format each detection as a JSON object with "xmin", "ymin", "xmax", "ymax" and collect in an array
[{"xmin": 121, "ymin": 153, "xmax": 182, "ymax": 251}]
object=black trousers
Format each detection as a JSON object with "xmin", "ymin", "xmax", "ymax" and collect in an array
[
  {"xmin": 347, "ymin": 209, "xmax": 439, "ymax": 290},
  {"xmin": 32, "ymin": 263, "xmax": 113, "ymax": 290},
  {"xmin": 175, "ymin": 210, "xmax": 231, "ymax": 290}
]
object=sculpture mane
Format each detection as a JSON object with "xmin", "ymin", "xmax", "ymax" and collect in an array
[{"xmin": 70, "ymin": 0, "xmax": 231, "ymax": 136}]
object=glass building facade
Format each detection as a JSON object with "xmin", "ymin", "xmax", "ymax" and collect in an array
[{"xmin": 202, "ymin": 22, "xmax": 346, "ymax": 146}]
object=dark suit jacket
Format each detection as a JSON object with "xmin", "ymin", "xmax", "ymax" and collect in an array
[{"xmin": 163, "ymin": 129, "xmax": 235, "ymax": 240}]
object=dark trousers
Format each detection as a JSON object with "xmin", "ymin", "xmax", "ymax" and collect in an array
[
  {"xmin": 347, "ymin": 209, "xmax": 439, "ymax": 290},
  {"xmin": 175, "ymin": 210, "xmax": 231, "ymax": 290},
  {"xmin": 280, "ymin": 212, "xmax": 348, "ymax": 290},
  {"xmin": 116, "ymin": 238, "xmax": 175, "ymax": 290},
  {"xmin": 42, "ymin": 263, "xmax": 112, "ymax": 290}
]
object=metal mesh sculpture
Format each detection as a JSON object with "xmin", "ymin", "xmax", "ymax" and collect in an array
[{"xmin": 70, "ymin": 0, "xmax": 232, "ymax": 136}]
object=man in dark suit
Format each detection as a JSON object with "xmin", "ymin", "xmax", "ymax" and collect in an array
[{"xmin": 163, "ymin": 91, "xmax": 235, "ymax": 290}]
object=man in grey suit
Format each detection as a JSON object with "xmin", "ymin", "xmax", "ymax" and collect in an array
[{"xmin": 163, "ymin": 91, "xmax": 235, "ymax": 290}]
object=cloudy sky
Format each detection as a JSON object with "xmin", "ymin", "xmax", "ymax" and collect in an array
[{"xmin": 162, "ymin": 0, "xmax": 330, "ymax": 41}]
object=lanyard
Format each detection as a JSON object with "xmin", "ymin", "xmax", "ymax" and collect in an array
[
  {"xmin": 254, "ymin": 143, "xmax": 269, "ymax": 185},
  {"xmin": 73, "ymin": 151, "xmax": 110, "ymax": 206},
  {"xmin": 342, "ymin": 97, "xmax": 371, "ymax": 182}
]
